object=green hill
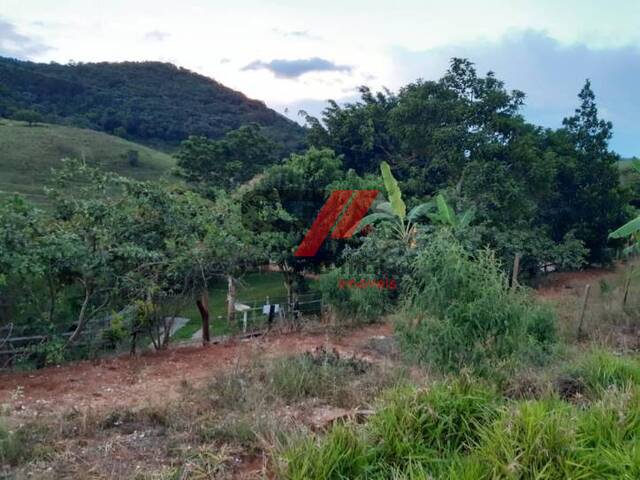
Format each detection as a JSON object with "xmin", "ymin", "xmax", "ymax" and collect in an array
[
  {"xmin": 0, "ymin": 119, "xmax": 176, "ymax": 203},
  {"xmin": 0, "ymin": 57, "xmax": 306, "ymax": 153}
]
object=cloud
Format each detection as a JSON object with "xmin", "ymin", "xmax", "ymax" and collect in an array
[
  {"xmin": 144, "ymin": 30, "xmax": 170, "ymax": 41},
  {"xmin": 391, "ymin": 30, "xmax": 640, "ymax": 156},
  {"xmin": 0, "ymin": 18, "xmax": 51, "ymax": 59},
  {"xmin": 242, "ymin": 57, "xmax": 353, "ymax": 78}
]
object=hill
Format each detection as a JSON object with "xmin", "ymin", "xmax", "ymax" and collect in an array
[
  {"xmin": 0, "ymin": 56, "xmax": 306, "ymax": 152},
  {"xmin": 0, "ymin": 119, "xmax": 175, "ymax": 203}
]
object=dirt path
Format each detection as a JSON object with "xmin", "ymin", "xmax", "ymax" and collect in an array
[
  {"xmin": 535, "ymin": 266, "xmax": 620, "ymax": 299},
  {"xmin": 0, "ymin": 323, "xmax": 392, "ymax": 415}
]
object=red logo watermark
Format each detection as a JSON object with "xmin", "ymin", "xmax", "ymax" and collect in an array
[
  {"xmin": 294, "ymin": 190, "xmax": 379, "ymax": 257},
  {"xmin": 338, "ymin": 277, "xmax": 397, "ymax": 290}
]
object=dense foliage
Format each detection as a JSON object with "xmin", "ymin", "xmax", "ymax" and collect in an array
[
  {"xmin": 305, "ymin": 58, "xmax": 627, "ymax": 267},
  {"xmin": 0, "ymin": 56, "xmax": 306, "ymax": 152}
]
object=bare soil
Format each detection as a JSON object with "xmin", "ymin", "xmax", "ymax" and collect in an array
[{"xmin": 0, "ymin": 323, "xmax": 392, "ymax": 416}]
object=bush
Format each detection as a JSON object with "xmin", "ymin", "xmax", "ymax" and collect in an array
[
  {"xmin": 282, "ymin": 424, "xmax": 369, "ymax": 480},
  {"xmin": 11, "ymin": 109, "xmax": 43, "ymax": 126},
  {"xmin": 319, "ymin": 268, "xmax": 394, "ymax": 323},
  {"xmin": 279, "ymin": 379, "xmax": 640, "ymax": 479},
  {"xmin": 398, "ymin": 231, "xmax": 556, "ymax": 373}
]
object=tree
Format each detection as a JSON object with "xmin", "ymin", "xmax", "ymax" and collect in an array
[
  {"xmin": 12, "ymin": 109, "xmax": 44, "ymax": 126},
  {"xmin": 242, "ymin": 147, "xmax": 345, "ymax": 313},
  {"xmin": 176, "ymin": 124, "xmax": 279, "ymax": 193},
  {"xmin": 548, "ymin": 80, "xmax": 627, "ymax": 262}
]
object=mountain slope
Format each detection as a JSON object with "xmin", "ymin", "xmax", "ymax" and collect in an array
[
  {"xmin": 0, "ymin": 57, "xmax": 306, "ymax": 152},
  {"xmin": 0, "ymin": 119, "xmax": 175, "ymax": 203}
]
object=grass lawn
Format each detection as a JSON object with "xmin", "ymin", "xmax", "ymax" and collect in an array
[{"xmin": 172, "ymin": 271, "xmax": 293, "ymax": 341}]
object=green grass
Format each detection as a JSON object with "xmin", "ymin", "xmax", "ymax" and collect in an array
[
  {"xmin": 564, "ymin": 349, "xmax": 640, "ymax": 398},
  {"xmin": 0, "ymin": 120, "xmax": 175, "ymax": 203},
  {"xmin": 278, "ymin": 375, "xmax": 640, "ymax": 479},
  {"xmin": 172, "ymin": 272, "xmax": 290, "ymax": 340}
]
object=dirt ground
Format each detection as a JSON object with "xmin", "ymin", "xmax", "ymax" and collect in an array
[
  {"xmin": 1, "ymin": 265, "xmax": 623, "ymax": 417},
  {"xmin": 535, "ymin": 265, "xmax": 619, "ymax": 299},
  {"xmin": 1, "ymin": 265, "xmax": 626, "ymax": 418},
  {"xmin": 0, "ymin": 323, "xmax": 392, "ymax": 416}
]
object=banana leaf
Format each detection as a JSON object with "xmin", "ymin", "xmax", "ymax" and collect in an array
[
  {"xmin": 380, "ymin": 161, "xmax": 406, "ymax": 220},
  {"xmin": 609, "ymin": 216, "xmax": 640, "ymax": 239}
]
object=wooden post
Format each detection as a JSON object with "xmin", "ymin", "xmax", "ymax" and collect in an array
[
  {"xmin": 511, "ymin": 253, "xmax": 521, "ymax": 291},
  {"xmin": 623, "ymin": 266, "xmax": 634, "ymax": 307},
  {"xmin": 196, "ymin": 291, "xmax": 210, "ymax": 345},
  {"xmin": 576, "ymin": 284, "xmax": 591, "ymax": 339}
]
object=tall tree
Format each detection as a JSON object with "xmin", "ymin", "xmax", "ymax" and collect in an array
[{"xmin": 548, "ymin": 80, "xmax": 627, "ymax": 262}]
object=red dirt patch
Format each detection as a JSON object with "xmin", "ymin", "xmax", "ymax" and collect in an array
[{"xmin": 0, "ymin": 323, "xmax": 392, "ymax": 416}]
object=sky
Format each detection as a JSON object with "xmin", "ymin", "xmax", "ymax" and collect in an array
[{"xmin": 1, "ymin": 0, "xmax": 639, "ymax": 156}]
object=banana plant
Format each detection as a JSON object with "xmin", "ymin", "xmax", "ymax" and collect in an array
[
  {"xmin": 357, "ymin": 162, "xmax": 430, "ymax": 243},
  {"xmin": 609, "ymin": 159, "xmax": 640, "ymax": 256},
  {"xmin": 427, "ymin": 193, "xmax": 475, "ymax": 229}
]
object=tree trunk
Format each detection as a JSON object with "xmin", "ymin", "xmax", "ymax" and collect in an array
[
  {"xmin": 196, "ymin": 291, "xmax": 210, "ymax": 345},
  {"xmin": 68, "ymin": 283, "xmax": 91, "ymax": 344},
  {"xmin": 227, "ymin": 275, "xmax": 236, "ymax": 325},
  {"xmin": 130, "ymin": 331, "xmax": 138, "ymax": 355},
  {"xmin": 162, "ymin": 317, "xmax": 175, "ymax": 348}
]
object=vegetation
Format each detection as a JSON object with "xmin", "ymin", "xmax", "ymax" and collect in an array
[
  {"xmin": 0, "ymin": 56, "xmax": 306, "ymax": 151},
  {"xmin": 397, "ymin": 231, "xmax": 556, "ymax": 374},
  {"xmin": 0, "ymin": 120, "xmax": 175, "ymax": 203},
  {"xmin": 279, "ymin": 373, "xmax": 640, "ymax": 479},
  {"xmin": 2, "ymin": 53, "xmax": 640, "ymax": 479}
]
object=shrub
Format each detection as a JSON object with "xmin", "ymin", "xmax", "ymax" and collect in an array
[
  {"xmin": 398, "ymin": 231, "xmax": 556, "ymax": 373},
  {"xmin": 319, "ymin": 268, "xmax": 393, "ymax": 323},
  {"xmin": 268, "ymin": 347, "xmax": 371, "ymax": 405}
]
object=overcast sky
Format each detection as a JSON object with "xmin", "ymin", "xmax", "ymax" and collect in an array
[{"xmin": 1, "ymin": 0, "xmax": 639, "ymax": 155}]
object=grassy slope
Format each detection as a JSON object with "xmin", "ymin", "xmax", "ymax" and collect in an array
[{"xmin": 0, "ymin": 120, "xmax": 175, "ymax": 203}]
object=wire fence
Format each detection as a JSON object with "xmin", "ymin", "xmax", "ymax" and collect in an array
[
  {"xmin": 0, "ymin": 292, "xmax": 324, "ymax": 369},
  {"xmin": 228, "ymin": 292, "xmax": 323, "ymax": 334}
]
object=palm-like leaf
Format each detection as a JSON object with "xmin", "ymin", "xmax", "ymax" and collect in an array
[
  {"xmin": 407, "ymin": 201, "xmax": 434, "ymax": 222},
  {"xmin": 435, "ymin": 193, "xmax": 457, "ymax": 227},
  {"xmin": 380, "ymin": 161, "xmax": 406, "ymax": 220},
  {"xmin": 458, "ymin": 207, "xmax": 475, "ymax": 228},
  {"xmin": 356, "ymin": 212, "xmax": 396, "ymax": 233},
  {"xmin": 375, "ymin": 201, "xmax": 397, "ymax": 217},
  {"xmin": 609, "ymin": 216, "xmax": 640, "ymax": 239}
]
